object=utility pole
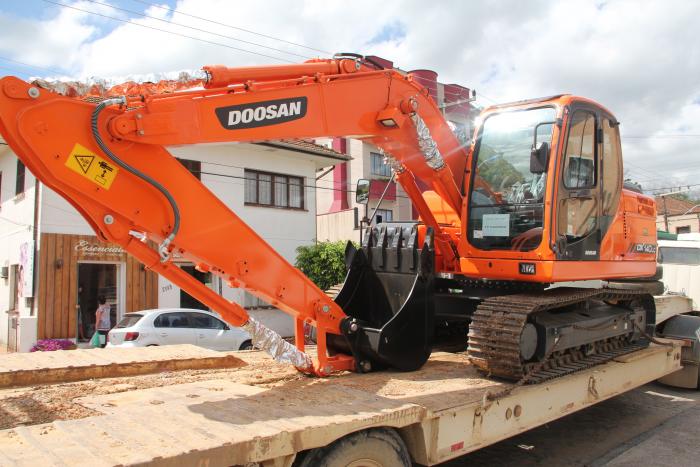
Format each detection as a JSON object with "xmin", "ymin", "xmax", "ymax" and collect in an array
[{"xmin": 656, "ymin": 188, "xmax": 694, "ymax": 232}]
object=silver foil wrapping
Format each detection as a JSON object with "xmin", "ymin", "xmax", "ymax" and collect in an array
[
  {"xmin": 385, "ymin": 154, "xmax": 406, "ymax": 174},
  {"xmin": 242, "ymin": 318, "xmax": 312, "ymax": 370},
  {"xmin": 447, "ymin": 120, "xmax": 471, "ymax": 147},
  {"xmin": 411, "ymin": 113, "xmax": 446, "ymax": 170},
  {"xmin": 31, "ymin": 70, "xmax": 208, "ymax": 98}
]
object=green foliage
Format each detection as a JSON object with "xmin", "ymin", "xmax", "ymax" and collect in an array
[{"xmin": 295, "ymin": 241, "xmax": 352, "ymax": 291}]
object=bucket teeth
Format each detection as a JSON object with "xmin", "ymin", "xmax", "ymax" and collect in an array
[{"xmin": 328, "ymin": 222, "xmax": 435, "ymax": 372}]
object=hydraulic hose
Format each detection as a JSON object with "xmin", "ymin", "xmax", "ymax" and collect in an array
[{"xmin": 91, "ymin": 97, "xmax": 180, "ymax": 261}]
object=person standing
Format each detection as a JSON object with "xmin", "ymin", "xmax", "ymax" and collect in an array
[{"xmin": 95, "ymin": 295, "xmax": 111, "ymax": 348}]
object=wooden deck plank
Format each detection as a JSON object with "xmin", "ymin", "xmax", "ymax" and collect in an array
[{"xmin": 0, "ymin": 345, "xmax": 246, "ymax": 388}]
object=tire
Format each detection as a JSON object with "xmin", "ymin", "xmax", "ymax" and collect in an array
[
  {"xmin": 238, "ymin": 340, "xmax": 253, "ymax": 351},
  {"xmin": 295, "ymin": 428, "xmax": 411, "ymax": 467}
]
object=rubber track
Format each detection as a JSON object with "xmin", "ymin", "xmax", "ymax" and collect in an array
[{"xmin": 467, "ymin": 287, "xmax": 650, "ymax": 382}]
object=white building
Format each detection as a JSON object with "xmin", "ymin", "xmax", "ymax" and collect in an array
[
  {"xmin": 315, "ymin": 58, "xmax": 475, "ymax": 243},
  {"xmin": 0, "ymin": 136, "xmax": 347, "ymax": 352}
]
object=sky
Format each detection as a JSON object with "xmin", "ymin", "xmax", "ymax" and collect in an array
[{"xmin": 0, "ymin": 0, "xmax": 699, "ymax": 195}]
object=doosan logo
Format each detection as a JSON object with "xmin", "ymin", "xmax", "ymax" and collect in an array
[{"xmin": 215, "ymin": 97, "xmax": 307, "ymax": 130}]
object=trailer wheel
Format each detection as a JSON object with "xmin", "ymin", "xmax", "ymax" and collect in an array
[{"xmin": 295, "ymin": 428, "xmax": 411, "ymax": 467}]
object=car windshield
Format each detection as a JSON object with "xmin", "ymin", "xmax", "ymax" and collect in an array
[
  {"xmin": 115, "ymin": 313, "xmax": 143, "ymax": 328},
  {"xmin": 468, "ymin": 107, "xmax": 556, "ymax": 251}
]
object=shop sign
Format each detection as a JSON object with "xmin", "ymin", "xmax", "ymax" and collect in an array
[{"xmin": 74, "ymin": 239, "xmax": 125, "ymax": 257}]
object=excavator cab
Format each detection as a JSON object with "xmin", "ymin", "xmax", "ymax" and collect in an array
[
  {"xmin": 462, "ymin": 95, "xmax": 656, "ymax": 278},
  {"xmin": 331, "ymin": 95, "xmax": 659, "ymax": 379}
]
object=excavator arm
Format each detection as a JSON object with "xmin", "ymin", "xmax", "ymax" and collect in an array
[{"xmin": 0, "ymin": 57, "xmax": 469, "ymax": 375}]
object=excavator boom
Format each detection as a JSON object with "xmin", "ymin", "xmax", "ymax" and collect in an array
[{"xmin": 0, "ymin": 56, "xmax": 468, "ymax": 375}]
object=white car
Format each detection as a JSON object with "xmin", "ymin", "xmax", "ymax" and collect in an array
[{"xmin": 107, "ymin": 308, "xmax": 253, "ymax": 351}]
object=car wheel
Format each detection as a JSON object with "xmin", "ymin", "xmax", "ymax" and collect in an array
[{"xmin": 239, "ymin": 340, "xmax": 254, "ymax": 351}]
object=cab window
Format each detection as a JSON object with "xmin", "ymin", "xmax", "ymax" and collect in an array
[
  {"xmin": 558, "ymin": 110, "xmax": 598, "ymax": 238},
  {"xmin": 562, "ymin": 111, "xmax": 596, "ymax": 189},
  {"xmin": 601, "ymin": 118, "xmax": 622, "ymax": 216}
]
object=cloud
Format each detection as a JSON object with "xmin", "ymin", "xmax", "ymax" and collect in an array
[
  {"xmin": 0, "ymin": 1, "xmax": 124, "ymax": 74},
  {"xmin": 1, "ymin": 0, "xmax": 699, "ymax": 192},
  {"xmin": 367, "ymin": 21, "xmax": 406, "ymax": 46}
]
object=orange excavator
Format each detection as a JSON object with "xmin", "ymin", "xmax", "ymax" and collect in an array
[{"xmin": 0, "ymin": 54, "xmax": 659, "ymax": 380}]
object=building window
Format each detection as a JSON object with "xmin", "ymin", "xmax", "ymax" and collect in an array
[
  {"xmin": 176, "ymin": 158, "xmax": 201, "ymax": 180},
  {"xmin": 9, "ymin": 264, "xmax": 19, "ymax": 311},
  {"xmin": 244, "ymin": 291, "xmax": 269, "ymax": 309},
  {"xmin": 370, "ymin": 152, "xmax": 392, "ymax": 177},
  {"xmin": 15, "ymin": 159, "xmax": 25, "ymax": 195},
  {"xmin": 676, "ymin": 225, "xmax": 691, "ymax": 234},
  {"xmin": 374, "ymin": 208, "xmax": 393, "ymax": 224},
  {"xmin": 601, "ymin": 118, "xmax": 622, "ymax": 216},
  {"xmin": 244, "ymin": 169, "xmax": 304, "ymax": 209}
]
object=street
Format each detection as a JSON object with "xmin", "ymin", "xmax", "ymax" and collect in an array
[{"xmin": 444, "ymin": 381, "xmax": 699, "ymax": 466}]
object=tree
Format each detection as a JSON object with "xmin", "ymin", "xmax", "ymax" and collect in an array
[{"xmin": 295, "ymin": 241, "xmax": 352, "ymax": 291}]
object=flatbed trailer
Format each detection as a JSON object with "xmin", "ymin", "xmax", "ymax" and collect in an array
[{"xmin": 0, "ymin": 342, "xmax": 682, "ymax": 466}]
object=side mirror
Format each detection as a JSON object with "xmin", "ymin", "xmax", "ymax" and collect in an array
[
  {"xmin": 530, "ymin": 141, "xmax": 549, "ymax": 174},
  {"xmin": 356, "ymin": 178, "xmax": 370, "ymax": 204},
  {"xmin": 223, "ymin": 324, "xmax": 230, "ymax": 331}
]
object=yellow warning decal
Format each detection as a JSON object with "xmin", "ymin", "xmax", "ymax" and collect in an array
[{"xmin": 65, "ymin": 143, "xmax": 119, "ymax": 190}]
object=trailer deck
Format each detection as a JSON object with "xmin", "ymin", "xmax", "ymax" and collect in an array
[
  {"xmin": 0, "ymin": 344, "xmax": 245, "ymax": 388},
  {"xmin": 0, "ymin": 344, "xmax": 682, "ymax": 466}
]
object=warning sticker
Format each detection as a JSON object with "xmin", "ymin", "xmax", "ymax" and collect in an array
[{"xmin": 65, "ymin": 143, "xmax": 118, "ymax": 190}]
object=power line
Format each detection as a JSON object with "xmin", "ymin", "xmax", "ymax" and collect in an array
[
  {"xmin": 132, "ymin": 0, "xmax": 331, "ymax": 55},
  {"xmin": 648, "ymin": 183, "xmax": 700, "ymax": 194},
  {"xmin": 2, "ymin": 142, "xmax": 406, "ymax": 198},
  {"xmin": 635, "ymin": 169, "xmax": 700, "ymax": 183},
  {"xmin": 85, "ymin": 0, "xmax": 313, "ymax": 60},
  {"xmin": 623, "ymin": 134, "xmax": 700, "ymax": 139},
  {"xmin": 42, "ymin": 0, "xmax": 297, "ymax": 64},
  {"xmin": 0, "ymin": 56, "xmax": 66, "ymax": 76},
  {"xmin": 0, "ymin": 65, "xmax": 30, "ymax": 76}
]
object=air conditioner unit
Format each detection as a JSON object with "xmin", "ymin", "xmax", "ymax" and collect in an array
[{"xmin": 0, "ymin": 267, "xmax": 8, "ymax": 279}]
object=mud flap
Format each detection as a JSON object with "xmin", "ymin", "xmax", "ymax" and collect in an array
[{"xmin": 327, "ymin": 224, "xmax": 435, "ymax": 372}]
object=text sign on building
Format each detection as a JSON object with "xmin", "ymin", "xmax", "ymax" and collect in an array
[{"xmin": 74, "ymin": 239, "xmax": 125, "ymax": 259}]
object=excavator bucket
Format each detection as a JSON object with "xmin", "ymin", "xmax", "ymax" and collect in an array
[{"xmin": 328, "ymin": 224, "xmax": 435, "ymax": 372}]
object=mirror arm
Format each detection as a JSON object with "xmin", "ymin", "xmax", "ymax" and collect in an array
[{"xmin": 368, "ymin": 172, "xmax": 396, "ymax": 225}]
